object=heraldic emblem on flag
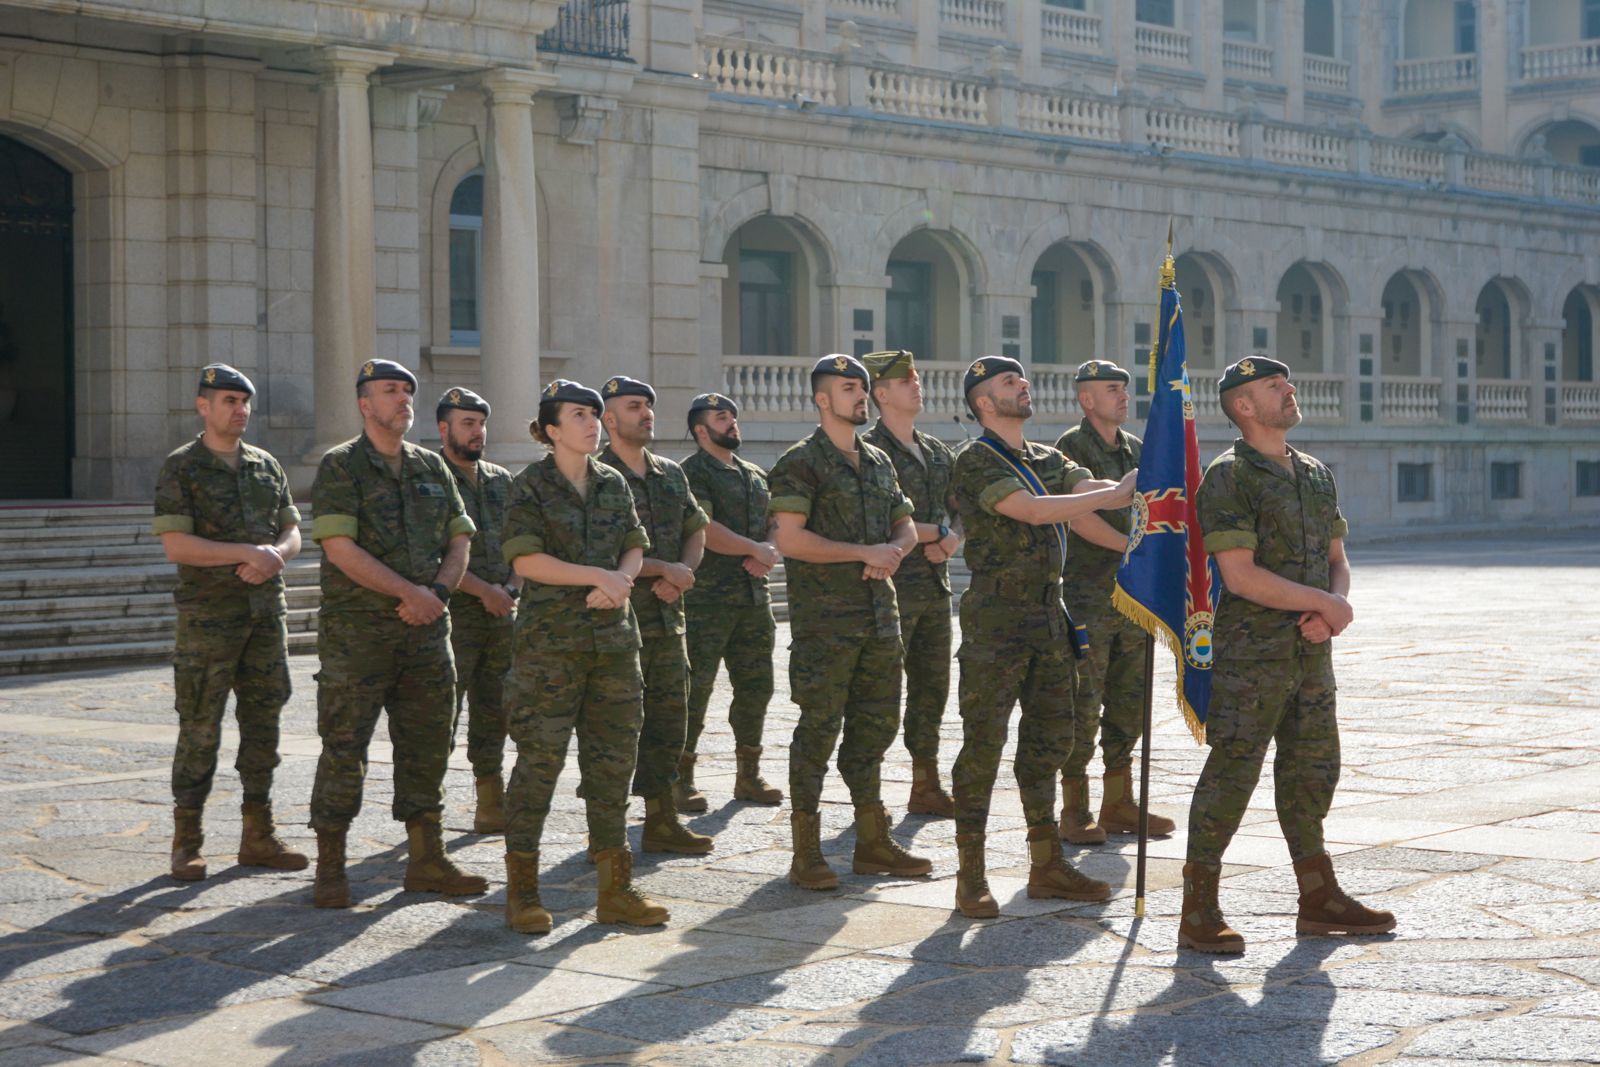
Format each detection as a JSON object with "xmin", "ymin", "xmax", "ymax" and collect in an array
[{"xmin": 1111, "ymin": 247, "xmax": 1221, "ymax": 742}]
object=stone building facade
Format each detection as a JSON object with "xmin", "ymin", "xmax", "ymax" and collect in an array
[{"xmin": 0, "ymin": 0, "xmax": 1596, "ymax": 533}]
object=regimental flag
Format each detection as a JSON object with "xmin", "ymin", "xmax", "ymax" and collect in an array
[{"xmin": 1111, "ymin": 251, "xmax": 1220, "ymax": 742}]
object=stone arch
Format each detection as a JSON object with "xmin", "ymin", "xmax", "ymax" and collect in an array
[
  {"xmin": 701, "ymin": 183, "xmax": 840, "ymax": 282},
  {"xmin": 719, "ymin": 214, "xmax": 836, "ymax": 359},
  {"xmin": 1561, "ymin": 284, "xmax": 1600, "ymax": 383},
  {"xmin": 1274, "ymin": 260, "xmax": 1349, "ymax": 373},
  {"xmin": 1026, "ymin": 238, "xmax": 1122, "ymax": 366},
  {"xmin": 1379, "ymin": 268, "xmax": 1445, "ymax": 377},
  {"xmin": 1514, "ymin": 116, "xmax": 1600, "ymax": 167},
  {"xmin": 1474, "ymin": 275, "xmax": 1532, "ymax": 380},
  {"xmin": 1012, "ymin": 217, "xmax": 1122, "ymax": 303},
  {"xmin": 1173, "ymin": 249, "xmax": 1241, "ymax": 370},
  {"xmin": 866, "ymin": 198, "xmax": 991, "ymax": 297}
]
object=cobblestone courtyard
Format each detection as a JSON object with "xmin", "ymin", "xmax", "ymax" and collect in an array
[{"xmin": 0, "ymin": 533, "xmax": 1597, "ymax": 1066}]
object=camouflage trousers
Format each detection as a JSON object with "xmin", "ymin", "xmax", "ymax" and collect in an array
[
  {"xmin": 1186, "ymin": 653, "xmax": 1340, "ymax": 867},
  {"xmin": 897, "ymin": 597, "xmax": 952, "ymax": 760},
  {"xmin": 685, "ymin": 601, "xmax": 775, "ymax": 752},
  {"xmin": 788, "ymin": 632, "xmax": 902, "ymax": 813},
  {"xmin": 309, "ymin": 612, "xmax": 455, "ymax": 831},
  {"xmin": 171, "ymin": 609, "xmax": 291, "ymax": 808},
  {"xmin": 632, "ymin": 633, "xmax": 689, "ymax": 799},
  {"xmin": 504, "ymin": 647, "xmax": 643, "ymax": 854},
  {"xmin": 449, "ymin": 603, "xmax": 514, "ymax": 779},
  {"xmin": 1062, "ymin": 598, "xmax": 1148, "ymax": 777}
]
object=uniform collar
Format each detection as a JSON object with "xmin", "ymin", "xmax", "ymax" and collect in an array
[
  {"xmin": 359, "ymin": 433, "xmax": 414, "ymax": 477},
  {"xmin": 600, "ymin": 444, "xmax": 662, "ymax": 478},
  {"xmin": 189, "ymin": 433, "xmax": 255, "ymax": 471},
  {"xmin": 695, "ymin": 446, "xmax": 739, "ymax": 471},
  {"xmin": 808, "ymin": 425, "xmax": 878, "ymax": 470},
  {"xmin": 869, "ymin": 418, "xmax": 926, "ymax": 459},
  {"xmin": 1077, "ymin": 417, "xmax": 1131, "ymax": 456},
  {"xmin": 1233, "ymin": 437, "xmax": 1303, "ymax": 481},
  {"xmin": 537, "ymin": 451, "xmax": 602, "ymax": 501}
]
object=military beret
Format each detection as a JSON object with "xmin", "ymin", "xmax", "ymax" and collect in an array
[
  {"xmin": 356, "ymin": 359, "xmax": 418, "ymax": 392},
  {"xmin": 963, "ymin": 355, "xmax": 1025, "ymax": 397},
  {"xmin": 861, "ymin": 350, "xmax": 915, "ymax": 383},
  {"xmin": 688, "ymin": 392, "xmax": 738, "ymax": 418},
  {"xmin": 436, "ymin": 386, "xmax": 490, "ymax": 418},
  {"xmin": 197, "ymin": 363, "xmax": 254, "ymax": 398},
  {"xmin": 601, "ymin": 375, "xmax": 657, "ymax": 403},
  {"xmin": 538, "ymin": 378, "xmax": 604, "ymax": 415},
  {"xmin": 810, "ymin": 353, "xmax": 870, "ymax": 388},
  {"xmin": 1217, "ymin": 356, "xmax": 1290, "ymax": 395},
  {"xmin": 1074, "ymin": 359, "xmax": 1130, "ymax": 384}
]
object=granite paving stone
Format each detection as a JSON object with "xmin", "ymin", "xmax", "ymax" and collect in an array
[{"xmin": 1401, "ymin": 1017, "xmax": 1600, "ymax": 1062}]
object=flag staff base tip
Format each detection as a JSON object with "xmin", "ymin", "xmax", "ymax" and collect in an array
[{"xmin": 1134, "ymin": 897, "xmax": 1146, "ymax": 919}]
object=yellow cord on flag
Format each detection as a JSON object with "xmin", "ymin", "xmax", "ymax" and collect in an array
[{"xmin": 1151, "ymin": 219, "xmax": 1175, "ymax": 393}]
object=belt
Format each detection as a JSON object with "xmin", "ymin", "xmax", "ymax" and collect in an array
[{"xmin": 967, "ymin": 574, "xmax": 1063, "ymax": 604}]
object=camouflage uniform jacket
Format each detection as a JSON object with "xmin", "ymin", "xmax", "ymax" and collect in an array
[
  {"xmin": 441, "ymin": 455, "xmax": 515, "ymax": 615},
  {"xmin": 310, "ymin": 434, "xmax": 476, "ymax": 615},
  {"xmin": 863, "ymin": 420, "xmax": 957, "ymax": 607},
  {"xmin": 681, "ymin": 448, "xmax": 772, "ymax": 607},
  {"xmin": 1197, "ymin": 439, "xmax": 1349, "ymax": 661},
  {"xmin": 951, "ymin": 435, "xmax": 1090, "ymax": 651},
  {"xmin": 598, "ymin": 445, "xmax": 709, "ymax": 639},
  {"xmin": 152, "ymin": 435, "xmax": 301, "ymax": 618},
  {"xmin": 500, "ymin": 453, "xmax": 651, "ymax": 653},
  {"xmin": 767, "ymin": 427, "xmax": 914, "ymax": 640},
  {"xmin": 1055, "ymin": 420, "xmax": 1142, "ymax": 604}
]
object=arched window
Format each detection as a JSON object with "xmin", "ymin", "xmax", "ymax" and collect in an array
[{"xmin": 448, "ymin": 171, "xmax": 483, "ymax": 346}]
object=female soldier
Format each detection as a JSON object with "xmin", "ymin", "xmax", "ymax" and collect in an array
[{"xmin": 499, "ymin": 379, "xmax": 669, "ymax": 933}]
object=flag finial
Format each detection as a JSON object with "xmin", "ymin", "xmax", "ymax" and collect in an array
[{"xmin": 1159, "ymin": 219, "xmax": 1175, "ymax": 290}]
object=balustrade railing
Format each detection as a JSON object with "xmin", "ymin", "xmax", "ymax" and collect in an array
[
  {"xmin": 1187, "ymin": 373, "xmax": 1224, "ymax": 420},
  {"xmin": 831, "ymin": 0, "xmax": 904, "ymax": 16},
  {"xmin": 1018, "ymin": 90, "xmax": 1118, "ymax": 140},
  {"xmin": 1380, "ymin": 377, "xmax": 1442, "ymax": 423},
  {"xmin": 1465, "ymin": 156, "xmax": 1537, "ymax": 196},
  {"xmin": 1521, "ymin": 40, "xmax": 1600, "ymax": 81},
  {"xmin": 1553, "ymin": 167, "xmax": 1600, "ymax": 205},
  {"xmin": 1476, "ymin": 380, "xmax": 1530, "ymax": 421},
  {"xmin": 722, "ymin": 358, "xmax": 818, "ymax": 419},
  {"xmin": 538, "ymin": 0, "xmax": 631, "ymax": 60},
  {"xmin": 1028, "ymin": 368, "xmax": 1085, "ymax": 418},
  {"xmin": 1561, "ymin": 383, "xmax": 1600, "ymax": 422},
  {"xmin": 1263, "ymin": 125, "xmax": 1346, "ymax": 170},
  {"xmin": 1041, "ymin": 8, "xmax": 1101, "ymax": 51},
  {"xmin": 1371, "ymin": 140, "xmax": 1447, "ymax": 183},
  {"xmin": 940, "ymin": 0, "xmax": 1007, "ymax": 35},
  {"xmin": 1135, "ymin": 23, "xmax": 1191, "ymax": 65},
  {"xmin": 1146, "ymin": 107, "xmax": 1238, "ymax": 155},
  {"xmin": 1304, "ymin": 55, "xmax": 1351, "ymax": 91},
  {"xmin": 1223, "ymin": 40, "xmax": 1274, "ymax": 77},
  {"xmin": 867, "ymin": 68, "xmax": 987, "ymax": 124},
  {"xmin": 701, "ymin": 40, "xmax": 838, "ymax": 105},
  {"xmin": 1395, "ymin": 53, "xmax": 1477, "ymax": 94},
  {"xmin": 1294, "ymin": 374, "xmax": 1344, "ymax": 421}
]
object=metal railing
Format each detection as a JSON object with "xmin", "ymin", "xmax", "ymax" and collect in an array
[{"xmin": 538, "ymin": 0, "xmax": 631, "ymax": 61}]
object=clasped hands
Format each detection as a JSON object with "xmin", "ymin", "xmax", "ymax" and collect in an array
[
  {"xmin": 1297, "ymin": 593, "xmax": 1354, "ymax": 644},
  {"xmin": 234, "ymin": 544, "xmax": 286, "ymax": 586}
]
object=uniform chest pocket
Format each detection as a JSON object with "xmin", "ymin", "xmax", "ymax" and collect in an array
[{"xmin": 410, "ymin": 481, "xmax": 450, "ymax": 539}]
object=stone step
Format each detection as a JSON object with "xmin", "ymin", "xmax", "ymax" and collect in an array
[
  {"xmin": 0, "ymin": 522, "xmax": 155, "ymax": 548},
  {"xmin": 0, "ymin": 560, "xmax": 321, "ymax": 601},
  {"xmin": 0, "ymin": 502, "xmax": 154, "ymax": 528},
  {"xmin": 0, "ymin": 606, "xmax": 321, "ymax": 652}
]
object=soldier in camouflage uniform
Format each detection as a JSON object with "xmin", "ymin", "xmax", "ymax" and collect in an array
[
  {"xmin": 861, "ymin": 350, "xmax": 962, "ymax": 818},
  {"xmin": 152, "ymin": 363, "xmax": 307, "ymax": 882},
  {"xmin": 308, "ymin": 359, "xmax": 487, "ymax": 908},
  {"xmin": 1054, "ymin": 359, "xmax": 1179, "ymax": 843},
  {"xmin": 598, "ymin": 375, "xmax": 712, "ymax": 855},
  {"xmin": 436, "ymin": 387, "xmax": 518, "ymax": 835},
  {"xmin": 948, "ymin": 356, "xmax": 1136, "ymax": 918},
  {"xmin": 500, "ymin": 379, "xmax": 669, "ymax": 934},
  {"xmin": 680, "ymin": 392, "xmax": 784, "ymax": 810},
  {"xmin": 769, "ymin": 353, "xmax": 929, "ymax": 891},
  {"xmin": 1181, "ymin": 356, "xmax": 1394, "ymax": 953}
]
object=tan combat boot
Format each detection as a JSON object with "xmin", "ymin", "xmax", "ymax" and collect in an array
[
  {"xmin": 852, "ymin": 801, "xmax": 933, "ymax": 877},
  {"xmin": 907, "ymin": 756, "xmax": 956, "ymax": 818},
  {"xmin": 1294, "ymin": 853, "xmax": 1396, "ymax": 937},
  {"xmin": 954, "ymin": 832, "xmax": 1000, "ymax": 918},
  {"xmin": 642, "ymin": 794, "xmax": 713, "ymax": 855},
  {"xmin": 473, "ymin": 774, "xmax": 507, "ymax": 835},
  {"xmin": 1179, "ymin": 861, "xmax": 1245, "ymax": 952},
  {"xmin": 1098, "ymin": 766, "xmax": 1176, "ymax": 836},
  {"xmin": 1026, "ymin": 824, "xmax": 1110, "ymax": 901},
  {"xmin": 238, "ymin": 801, "xmax": 308, "ymax": 870},
  {"xmin": 674, "ymin": 752, "xmax": 708, "ymax": 813},
  {"xmin": 170, "ymin": 806, "xmax": 207, "ymax": 882},
  {"xmin": 732, "ymin": 745, "xmax": 783, "ymax": 804},
  {"xmin": 403, "ymin": 812, "xmax": 489, "ymax": 896},
  {"xmin": 504, "ymin": 850, "xmax": 552, "ymax": 934},
  {"xmin": 594, "ymin": 847, "xmax": 669, "ymax": 926},
  {"xmin": 788, "ymin": 810, "xmax": 839, "ymax": 890},
  {"xmin": 313, "ymin": 827, "xmax": 350, "ymax": 909},
  {"xmin": 1058, "ymin": 775, "xmax": 1107, "ymax": 845}
]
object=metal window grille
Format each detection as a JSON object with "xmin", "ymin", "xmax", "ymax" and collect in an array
[{"xmin": 538, "ymin": 0, "xmax": 632, "ymax": 61}]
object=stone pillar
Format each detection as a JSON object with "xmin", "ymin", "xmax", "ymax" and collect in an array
[
  {"xmin": 480, "ymin": 68, "xmax": 556, "ymax": 466},
  {"xmin": 914, "ymin": 0, "xmax": 941, "ymax": 68},
  {"xmin": 1107, "ymin": 0, "xmax": 1137, "ymax": 89},
  {"xmin": 1018, "ymin": 0, "xmax": 1043, "ymax": 83},
  {"xmin": 1281, "ymin": 0, "xmax": 1305, "ymax": 121},
  {"xmin": 646, "ymin": 98, "xmax": 710, "ymax": 417},
  {"xmin": 370, "ymin": 87, "xmax": 423, "ymax": 373},
  {"xmin": 1193, "ymin": 0, "xmax": 1225, "ymax": 109},
  {"xmin": 799, "ymin": 0, "xmax": 828, "ymax": 50},
  {"xmin": 307, "ymin": 46, "xmax": 392, "ymax": 459},
  {"xmin": 1478, "ymin": 0, "xmax": 1510, "ymax": 153}
]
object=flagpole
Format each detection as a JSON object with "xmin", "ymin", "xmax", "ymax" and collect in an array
[{"xmin": 1134, "ymin": 632, "xmax": 1155, "ymax": 917}]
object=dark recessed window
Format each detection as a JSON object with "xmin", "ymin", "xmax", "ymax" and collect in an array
[
  {"xmin": 1577, "ymin": 460, "xmax": 1600, "ymax": 497},
  {"xmin": 1136, "ymin": 0, "xmax": 1175, "ymax": 27},
  {"xmin": 1397, "ymin": 463, "xmax": 1433, "ymax": 503},
  {"xmin": 738, "ymin": 249, "xmax": 794, "ymax": 356},
  {"xmin": 886, "ymin": 260, "xmax": 933, "ymax": 361},
  {"xmin": 1490, "ymin": 461, "xmax": 1522, "ymax": 500},
  {"xmin": 1454, "ymin": 1, "xmax": 1477, "ymax": 54},
  {"xmin": 448, "ymin": 172, "xmax": 484, "ymax": 345}
]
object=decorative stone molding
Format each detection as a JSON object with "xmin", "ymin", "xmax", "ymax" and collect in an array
[{"xmin": 556, "ymin": 94, "xmax": 619, "ymax": 145}]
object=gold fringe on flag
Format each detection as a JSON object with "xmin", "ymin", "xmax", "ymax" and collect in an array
[{"xmin": 1112, "ymin": 583, "xmax": 1207, "ymax": 745}]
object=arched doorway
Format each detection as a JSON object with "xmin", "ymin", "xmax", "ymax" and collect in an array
[
  {"xmin": 1521, "ymin": 118, "xmax": 1600, "ymax": 169},
  {"xmin": 721, "ymin": 215, "xmax": 827, "ymax": 358},
  {"xmin": 1562, "ymin": 286, "xmax": 1598, "ymax": 382},
  {"xmin": 884, "ymin": 230, "xmax": 970, "ymax": 364},
  {"xmin": 0, "ymin": 136, "xmax": 73, "ymax": 499},
  {"xmin": 1380, "ymin": 270, "xmax": 1440, "ymax": 376},
  {"xmin": 1173, "ymin": 252, "xmax": 1235, "ymax": 369},
  {"xmin": 1475, "ymin": 278, "xmax": 1525, "ymax": 380},
  {"xmin": 1029, "ymin": 242, "xmax": 1110, "ymax": 365},
  {"xmin": 1276, "ymin": 263, "xmax": 1334, "ymax": 371}
]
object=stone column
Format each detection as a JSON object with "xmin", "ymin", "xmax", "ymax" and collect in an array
[
  {"xmin": 914, "ymin": 1, "xmax": 941, "ymax": 68},
  {"xmin": 307, "ymin": 46, "xmax": 392, "ymax": 460},
  {"xmin": 1193, "ymin": 0, "xmax": 1225, "ymax": 109},
  {"xmin": 1478, "ymin": 0, "xmax": 1510, "ymax": 152},
  {"xmin": 1017, "ymin": 0, "xmax": 1043, "ymax": 83},
  {"xmin": 370, "ymin": 87, "xmax": 423, "ymax": 372},
  {"xmin": 1280, "ymin": 0, "xmax": 1305, "ymax": 122},
  {"xmin": 479, "ymin": 68, "xmax": 557, "ymax": 466}
]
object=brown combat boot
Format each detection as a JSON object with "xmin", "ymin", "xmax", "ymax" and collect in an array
[
  {"xmin": 954, "ymin": 832, "xmax": 1000, "ymax": 918},
  {"xmin": 473, "ymin": 774, "xmax": 507, "ymax": 835},
  {"xmin": 403, "ymin": 812, "xmax": 489, "ymax": 896},
  {"xmin": 1058, "ymin": 775, "xmax": 1107, "ymax": 845},
  {"xmin": 641, "ymin": 794, "xmax": 713, "ymax": 855},
  {"xmin": 1294, "ymin": 853, "xmax": 1397, "ymax": 937},
  {"xmin": 732, "ymin": 745, "xmax": 783, "ymax": 804},
  {"xmin": 170, "ymin": 806, "xmax": 206, "ymax": 882},
  {"xmin": 313, "ymin": 827, "xmax": 351, "ymax": 909},
  {"xmin": 852, "ymin": 802, "xmax": 933, "ymax": 877},
  {"xmin": 1026, "ymin": 824, "xmax": 1110, "ymax": 901},
  {"xmin": 788, "ymin": 810, "xmax": 839, "ymax": 890},
  {"xmin": 1178, "ymin": 861, "xmax": 1245, "ymax": 953},
  {"xmin": 1098, "ymin": 766, "xmax": 1176, "ymax": 836},
  {"xmin": 504, "ymin": 850, "xmax": 552, "ymax": 934},
  {"xmin": 907, "ymin": 756, "xmax": 956, "ymax": 818},
  {"xmin": 238, "ymin": 801, "xmax": 308, "ymax": 870},
  {"xmin": 674, "ymin": 752, "xmax": 708, "ymax": 813},
  {"xmin": 594, "ymin": 847, "xmax": 669, "ymax": 926}
]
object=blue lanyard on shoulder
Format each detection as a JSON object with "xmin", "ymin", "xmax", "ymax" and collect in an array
[{"xmin": 973, "ymin": 433, "xmax": 1068, "ymax": 563}]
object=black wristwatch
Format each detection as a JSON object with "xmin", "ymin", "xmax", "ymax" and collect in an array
[
  {"xmin": 430, "ymin": 582, "xmax": 451, "ymax": 602},
  {"xmin": 936, "ymin": 524, "xmax": 951, "ymax": 542}
]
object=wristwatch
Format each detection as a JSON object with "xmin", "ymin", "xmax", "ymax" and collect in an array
[
  {"xmin": 936, "ymin": 524, "xmax": 951, "ymax": 542},
  {"xmin": 430, "ymin": 582, "xmax": 450, "ymax": 602}
]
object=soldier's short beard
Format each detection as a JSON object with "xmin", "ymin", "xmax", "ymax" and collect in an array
[
  {"xmin": 446, "ymin": 429, "xmax": 483, "ymax": 462},
  {"xmin": 706, "ymin": 427, "xmax": 740, "ymax": 451},
  {"xmin": 1258, "ymin": 406, "xmax": 1302, "ymax": 431},
  {"xmin": 990, "ymin": 394, "xmax": 1033, "ymax": 420}
]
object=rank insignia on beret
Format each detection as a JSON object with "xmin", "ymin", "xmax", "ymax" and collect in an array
[
  {"xmin": 605, "ymin": 379, "xmax": 619, "ymax": 394},
  {"xmin": 204, "ymin": 368, "xmax": 216, "ymax": 384},
  {"xmin": 707, "ymin": 395, "xmax": 720, "ymax": 407},
  {"xmin": 363, "ymin": 361, "xmax": 375, "ymax": 377},
  {"xmin": 833, "ymin": 356, "xmax": 848, "ymax": 372},
  {"xmin": 971, "ymin": 361, "xmax": 986, "ymax": 378},
  {"xmin": 544, "ymin": 381, "xmax": 560, "ymax": 398},
  {"xmin": 448, "ymin": 388, "xmax": 461, "ymax": 404},
  {"xmin": 1238, "ymin": 359, "xmax": 1256, "ymax": 377}
]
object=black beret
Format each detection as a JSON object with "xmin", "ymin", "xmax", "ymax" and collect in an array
[
  {"xmin": 197, "ymin": 363, "xmax": 254, "ymax": 398},
  {"xmin": 688, "ymin": 392, "xmax": 738, "ymax": 417},
  {"xmin": 356, "ymin": 359, "xmax": 418, "ymax": 391},
  {"xmin": 601, "ymin": 375, "xmax": 657, "ymax": 403},
  {"xmin": 810, "ymin": 353, "xmax": 870, "ymax": 388},
  {"xmin": 963, "ymin": 355, "xmax": 1025, "ymax": 397},
  {"xmin": 1217, "ymin": 356, "xmax": 1290, "ymax": 395},
  {"xmin": 1074, "ymin": 359, "xmax": 1130, "ymax": 384},
  {"xmin": 436, "ymin": 386, "xmax": 490, "ymax": 418},
  {"xmin": 538, "ymin": 378, "xmax": 604, "ymax": 415}
]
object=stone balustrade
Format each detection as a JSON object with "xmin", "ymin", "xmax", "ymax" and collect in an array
[
  {"xmin": 1554, "ymin": 167, "xmax": 1600, "ymax": 202},
  {"xmin": 1476, "ymin": 380, "xmax": 1531, "ymax": 422},
  {"xmin": 1395, "ymin": 53, "xmax": 1477, "ymax": 94},
  {"xmin": 1147, "ymin": 107, "xmax": 1239, "ymax": 156},
  {"xmin": 1521, "ymin": 40, "xmax": 1600, "ymax": 81},
  {"xmin": 911, "ymin": 363, "xmax": 972, "ymax": 418},
  {"xmin": 1293, "ymin": 374, "xmax": 1345, "ymax": 421},
  {"xmin": 1223, "ymin": 40, "xmax": 1274, "ymax": 77},
  {"xmin": 701, "ymin": 40, "xmax": 838, "ymax": 105},
  {"xmin": 1380, "ymin": 377, "xmax": 1444, "ymax": 423},
  {"xmin": 1371, "ymin": 140, "xmax": 1448, "ymax": 183},
  {"xmin": 1464, "ymin": 155, "xmax": 1537, "ymax": 196},
  {"xmin": 1263, "ymin": 125, "xmax": 1346, "ymax": 170},
  {"xmin": 1135, "ymin": 23, "xmax": 1191, "ymax": 65},
  {"xmin": 721, "ymin": 357, "xmax": 818, "ymax": 419},
  {"xmin": 1027, "ymin": 368, "xmax": 1085, "ymax": 419},
  {"xmin": 1304, "ymin": 55, "xmax": 1351, "ymax": 92},
  {"xmin": 1561, "ymin": 384, "xmax": 1600, "ymax": 422},
  {"xmin": 831, "ymin": 0, "xmax": 903, "ymax": 16},
  {"xmin": 866, "ymin": 67, "xmax": 987, "ymax": 124},
  {"xmin": 940, "ymin": 0, "xmax": 1006, "ymax": 35},
  {"xmin": 1040, "ymin": 7, "xmax": 1101, "ymax": 51},
  {"xmin": 1017, "ymin": 89, "xmax": 1119, "ymax": 140}
]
